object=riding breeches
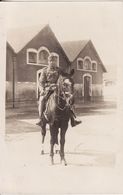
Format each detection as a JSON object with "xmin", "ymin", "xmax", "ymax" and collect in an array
[
  {"xmin": 38, "ymin": 96, "xmax": 46, "ymax": 119},
  {"xmin": 38, "ymin": 90, "xmax": 54, "ymax": 118}
]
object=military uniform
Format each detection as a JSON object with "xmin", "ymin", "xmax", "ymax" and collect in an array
[
  {"xmin": 39, "ymin": 66, "xmax": 60, "ymax": 96},
  {"xmin": 38, "ymin": 66, "xmax": 65, "ymax": 119}
]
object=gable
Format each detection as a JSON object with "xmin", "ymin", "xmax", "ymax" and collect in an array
[
  {"xmin": 75, "ymin": 40, "xmax": 107, "ymax": 73},
  {"xmin": 17, "ymin": 24, "xmax": 70, "ymax": 66},
  {"xmin": 15, "ymin": 25, "xmax": 70, "ymax": 82},
  {"xmin": 61, "ymin": 40, "xmax": 89, "ymax": 62}
]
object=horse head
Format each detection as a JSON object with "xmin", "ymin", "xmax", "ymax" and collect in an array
[{"xmin": 56, "ymin": 69, "xmax": 74, "ymax": 109}]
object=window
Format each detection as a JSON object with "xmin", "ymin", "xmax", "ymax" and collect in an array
[
  {"xmin": 27, "ymin": 49, "xmax": 37, "ymax": 64},
  {"xmin": 27, "ymin": 47, "xmax": 59, "ymax": 67},
  {"xmin": 28, "ymin": 52, "xmax": 37, "ymax": 64},
  {"xmin": 38, "ymin": 50, "xmax": 49, "ymax": 65},
  {"xmin": 84, "ymin": 58, "xmax": 91, "ymax": 70},
  {"xmin": 77, "ymin": 56, "xmax": 97, "ymax": 72},
  {"xmin": 92, "ymin": 61, "xmax": 97, "ymax": 71},
  {"xmin": 77, "ymin": 59, "xmax": 83, "ymax": 70}
]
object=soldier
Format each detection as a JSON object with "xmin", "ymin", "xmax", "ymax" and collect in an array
[{"xmin": 36, "ymin": 53, "xmax": 81, "ymax": 127}]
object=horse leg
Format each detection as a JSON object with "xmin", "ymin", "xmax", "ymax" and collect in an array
[
  {"xmin": 50, "ymin": 136, "xmax": 55, "ymax": 165},
  {"xmin": 50, "ymin": 142, "xmax": 55, "ymax": 165},
  {"xmin": 50, "ymin": 124, "xmax": 59, "ymax": 165},
  {"xmin": 49, "ymin": 126, "xmax": 55, "ymax": 165},
  {"xmin": 55, "ymin": 129, "xmax": 59, "ymax": 154},
  {"xmin": 40, "ymin": 124, "xmax": 46, "ymax": 155},
  {"xmin": 60, "ymin": 124, "xmax": 68, "ymax": 166}
]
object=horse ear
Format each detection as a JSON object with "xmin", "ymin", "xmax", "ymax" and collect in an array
[{"xmin": 70, "ymin": 69, "xmax": 74, "ymax": 76}]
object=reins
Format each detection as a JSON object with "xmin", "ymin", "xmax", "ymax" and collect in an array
[
  {"xmin": 53, "ymin": 76, "xmax": 74, "ymax": 111},
  {"xmin": 55, "ymin": 93, "xmax": 68, "ymax": 111}
]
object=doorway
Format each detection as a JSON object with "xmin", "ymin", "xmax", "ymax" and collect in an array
[{"xmin": 83, "ymin": 74, "xmax": 92, "ymax": 101}]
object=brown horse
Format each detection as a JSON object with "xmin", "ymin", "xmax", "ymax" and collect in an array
[{"xmin": 40, "ymin": 70, "xmax": 74, "ymax": 165}]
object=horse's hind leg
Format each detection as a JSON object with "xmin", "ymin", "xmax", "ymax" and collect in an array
[
  {"xmin": 55, "ymin": 129, "xmax": 59, "ymax": 154},
  {"xmin": 50, "ymin": 142, "xmax": 55, "ymax": 165},
  {"xmin": 60, "ymin": 125, "xmax": 68, "ymax": 166},
  {"xmin": 41, "ymin": 124, "xmax": 46, "ymax": 155},
  {"xmin": 50, "ymin": 125, "xmax": 58, "ymax": 165}
]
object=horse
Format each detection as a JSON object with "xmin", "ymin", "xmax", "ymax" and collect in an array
[{"xmin": 40, "ymin": 70, "xmax": 74, "ymax": 165}]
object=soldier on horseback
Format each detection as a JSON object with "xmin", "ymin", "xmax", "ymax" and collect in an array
[{"xmin": 36, "ymin": 53, "xmax": 81, "ymax": 127}]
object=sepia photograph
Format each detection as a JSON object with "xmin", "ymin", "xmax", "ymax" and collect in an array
[{"xmin": 0, "ymin": 1, "xmax": 123, "ymax": 194}]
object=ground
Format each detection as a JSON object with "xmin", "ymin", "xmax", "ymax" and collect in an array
[{"xmin": 1, "ymin": 100, "xmax": 123, "ymax": 194}]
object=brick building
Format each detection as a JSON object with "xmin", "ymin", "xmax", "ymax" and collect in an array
[
  {"xmin": 6, "ymin": 24, "xmax": 106, "ymax": 107},
  {"xmin": 61, "ymin": 40, "xmax": 107, "ymax": 101}
]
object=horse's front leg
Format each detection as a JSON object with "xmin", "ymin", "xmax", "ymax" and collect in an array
[
  {"xmin": 55, "ymin": 129, "xmax": 59, "ymax": 154},
  {"xmin": 40, "ymin": 124, "xmax": 46, "ymax": 155},
  {"xmin": 50, "ymin": 124, "xmax": 58, "ymax": 165},
  {"xmin": 60, "ymin": 123, "xmax": 68, "ymax": 166},
  {"xmin": 50, "ymin": 141, "xmax": 55, "ymax": 165}
]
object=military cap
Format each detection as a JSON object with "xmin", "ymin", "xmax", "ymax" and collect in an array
[{"xmin": 48, "ymin": 53, "xmax": 57, "ymax": 61}]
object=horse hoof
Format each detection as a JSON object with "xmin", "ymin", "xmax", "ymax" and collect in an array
[
  {"xmin": 41, "ymin": 150, "xmax": 44, "ymax": 155},
  {"xmin": 64, "ymin": 162, "xmax": 67, "ymax": 166},
  {"xmin": 61, "ymin": 160, "xmax": 67, "ymax": 166}
]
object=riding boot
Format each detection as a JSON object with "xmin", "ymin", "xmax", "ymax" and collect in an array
[{"xmin": 70, "ymin": 110, "xmax": 82, "ymax": 127}]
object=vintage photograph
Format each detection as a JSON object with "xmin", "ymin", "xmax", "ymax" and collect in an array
[{"xmin": 0, "ymin": 1, "xmax": 123, "ymax": 194}]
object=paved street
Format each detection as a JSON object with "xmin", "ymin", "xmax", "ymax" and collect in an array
[{"xmin": 1, "ymin": 101, "xmax": 123, "ymax": 194}]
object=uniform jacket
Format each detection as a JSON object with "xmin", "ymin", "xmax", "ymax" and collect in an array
[{"xmin": 38, "ymin": 66, "xmax": 68, "ymax": 95}]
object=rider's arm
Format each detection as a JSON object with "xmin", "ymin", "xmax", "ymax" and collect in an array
[{"xmin": 58, "ymin": 67, "xmax": 69, "ymax": 77}]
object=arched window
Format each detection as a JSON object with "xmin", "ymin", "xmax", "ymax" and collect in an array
[
  {"xmin": 92, "ymin": 61, "xmax": 97, "ymax": 71},
  {"xmin": 27, "ymin": 49, "xmax": 37, "ymax": 64},
  {"xmin": 83, "ymin": 57, "xmax": 92, "ymax": 70},
  {"xmin": 77, "ymin": 58, "xmax": 83, "ymax": 70},
  {"xmin": 38, "ymin": 47, "xmax": 50, "ymax": 65}
]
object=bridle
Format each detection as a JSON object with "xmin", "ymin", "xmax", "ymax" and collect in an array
[
  {"xmin": 55, "ymin": 77, "xmax": 73, "ymax": 111},
  {"xmin": 55, "ymin": 93, "xmax": 68, "ymax": 111}
]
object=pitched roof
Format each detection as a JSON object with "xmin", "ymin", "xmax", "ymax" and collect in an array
[
  {"xmin": 61, "ymin": 40, "xmax": 107, "ymax": 72},
  {"xmin": 61, "ymin": 40, "xmax": 89, "ymax": 62},
  {"xmin": 7, "ymin": 24, "xmax": 47, "ymax": 53}
]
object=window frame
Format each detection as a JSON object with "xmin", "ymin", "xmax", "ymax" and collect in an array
[
  {"xmin": 83, "ymin": 56, "xmax": 92, "ymax": 71},
  {"xmin": 92, "ymin": 60, "xmax": 97, "ymax": 72},
  {"xmin": 77, "ymin": 58, "xmax": 84, "ymax": 71},
  {"xmin": 27, "ymin": 48, "xmax": 38, "ymax": 65}
]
